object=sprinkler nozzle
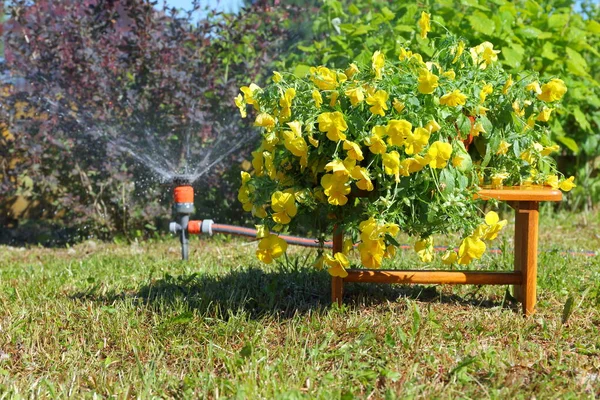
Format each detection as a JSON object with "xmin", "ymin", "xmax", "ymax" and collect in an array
[{"xmin": 172, "ymin": 184, "xmax": 195, "ymax": 261}]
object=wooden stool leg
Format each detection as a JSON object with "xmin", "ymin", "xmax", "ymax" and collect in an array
[
  {"xmin": 515, "ymin": 202, "xmax": 539, "ymax": 316},
  {"xmin": 331, "ymin": 229, "xmax": 344, "ymax": 306},
  {"xmin": 513, "ymin": 204, "xmax": 524, "ymax": 302}
]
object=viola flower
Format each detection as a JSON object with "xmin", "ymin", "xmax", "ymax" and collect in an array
[
  {"xmin": 325, "ymin": 158, "xmax": 354, "ymax": 176},
  {"xmin": 418, "ymin": 12, "xmax": 431, "ymax": 39},
  {"xmin": 398, "ymin": 48, "xmax": 414, "ymax": 61},
  {"xmin": 496, "ymin": 140, "xmax": 511, "ymax": 155},
  {"xmin": 365, "ymin": 126, "xmax": 387, "ymax": 154},
  {"xmin": 457, "ymin": 235, "xmax": 486, "ymax": 265},
  {"xmin": 256, "ymin": 234, "xmax": 288, "ymax": 264},
  {"xmin": 318, "ymin": 111, "xmax": 348, "ymax": 141},
  {"xmin": 415, "ymin": 237, "xmax": 434, "ymax": 262},
  {"xmin": 345, "ymin": 63, "xmax": 360, "ymax": 78},
  {"xmin": 393, "ymin": 99, "xmax": 405, "ymax": 113},
  {"xmin": 372, "ymin": 51, "xmax": 385, "ymax": 80},
  {"xmin": 482, "ymin": 211, "xmax": 507, "ymax": 240},
  {"xmin": 358, "ymin": 238, "xmax": 385, "ymax": 269},
  {"xmin": 345, "ymin": 86, "xmax": 365, "ymax": 107},
  {"xmin": 404, "ymin": 127, "xmax": 430, "ymax": 155},
  {"xmin": 350, "ymin": 166, "xmax": 374, "ymax": 191},
  {"xmin": 426, "ymin": 141, "xmax": 453, "ymax": 169},
  {"xmin": 343, "ymin": 140, "xmax": 364, "ymax": 161},
  {"xmin": 417, "ymin": 69, "xmax": 439, "ymax": 94},
  {"xmin": 452, "ymin": 41, "xmax": 465, "ymax": 63},
  {"xmin": 387, "ymin": 119, "xmax": 412, "ymax": 147},
  {"xmin": 424, "ymin": 119, "xmax": 441, "ymax": 133},
  {"xmin": 325, "ymin": 252, "xmax": 350, "ymax": 278},
  {"xmin": 491, "ymin": 172, "xmax": 509, "ymax": 188},
  {"xmin": 545, "ymin": 174, "xmax": 559, "ymax": 189},
  {"xmin": 329, "ymin": 91, "xmax": 340, "ymax": 107},
  {"xmin": 441, "ymin": 250, "xmax": 458, "ymax": 265},
  {"xmin": 271, "ymin": 191, "xmax": 298, "ymax": 225},
  {"xmin": 272, "ymin": 71, "xmax": 283, "ymax": 83},
  {"xmin": 240, "ymin": 83, "xmax": 261, "ymax": 110},
  {"xmin": 312, "ymin": 90, "xmax": 323, "ymax": 108},
  {"xmin": 469, "ymin": 122, "xmax": 486, "ymax": 137},
  {"xmin": 502, "ymin": 75, "xmax": 513, "ymax": 94},
  {"xmin": 382, "ymin": 151, "xmax": 401, "ymax": 181},
  {"xmin": 254, "ymin": 113, "xmax": 276, "ymax": 129},
  {"xmin": 279, "ymin": 87, "xmax": 296, "ymax": 121},
  {"xmin": 537, "ymin": 107, "xmax": 553, "ymax": 122},
  {"xmin": 479, "ymin": 83, "xmax": 493, "ymax": 103},
  {"xmin": 559, "ymin": 176, "xmax": 576, "ymax": 192},
  {"xmin": 541, "ymin": 144, "xmax": 560, "ymax": 156},
  {"xmin": 321, "ymin": 173, "xmax": 351, "ymax": 206},
  {"xmin": 538, "ymin": 78, "xmax": 567, "ymax": 102},
  {"xmin": 234, "ymin": 94, "xmax": 247, "ymax": 118},
  {"xmin": 470, "ymin": 42, "xmax": 500, "ymax": 70},
  {"xmin": 310, "ymin": 66, "xmax": 339, "ymax": 90},
  {"xmin": 366, "ymin": 89, "xmax": 389, "ymax": 116},
  {"xmin": 440, "ymin": 89, "xmax": 467, "ymax": 107},
  {"xmin": 525, "ymin": 81, "xmax": 542, "ymax": 95}
]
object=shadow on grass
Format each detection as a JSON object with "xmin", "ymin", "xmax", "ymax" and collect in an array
[{"xmin": 72, "ymin": 263, "xmax": 518, "ymax": 319}]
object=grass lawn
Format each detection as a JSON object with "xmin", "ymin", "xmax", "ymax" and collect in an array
[{"xmin": 1, "ymin": 209, "xmax": 599, "ymax": 398}]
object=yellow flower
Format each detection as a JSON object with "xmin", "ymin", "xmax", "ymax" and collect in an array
[
  {"xmin": 254, "ymin": 113, "xmax": 276, "ymax": 129},
  {"xmin": 255, "ymin": 224, "xmax": 269, "ymax": 239},
  {"xmin": 382, "ymin": 151, "xmax": 401, "ymax": 181},
  {"xmin": 271, "ymin": 191, "xmax": 297, "ymax": 225},
  {"xmin": 393, "ymin": 98, "xmax": 405, "ymax": 113},
  {"xmin": 457, "ymin": 235, "xmax": 486, "ymax": 265},
  {"xmin": 404, "ymin": 127, "xmax": 430, "ymax": 155},
  {"xmin": 325, "ymin": 252, "xmax": 350, "ymax": 278},
  {"xmin": 426, "ymin": 141, "xmax": 453, "ymax": 169},
  {"xmin": 279, "ymin": 87, "xmax": 296, "ymax": 120},
  {"xmin": 442, "ymin": 70, "xmax": 456, "ymax": 80},
  {"xmin": 256, "ymin": 234, "xmax": 288, "ymax": 264},
  {"xmin": 343, "ymin": 140, "xmax": 364, "ymax": 161},
  {"xmin": 491, "ymin": 172, "xmax": 510, "ymax": 188},
  {"xmin": 318, "ymin": 111, "xmax": 348, "ymax": 142},
  {"xmin": 251, "ymin": 149, "xmax": 265, "ymax": 176},
  {"xmin": 350, "ymin": 166, "xmax": 374, "ymax": 191},
  {"xmin": 470, "ymin": 42, "xmax": 500, "ymax": 70},
  {"xmin": 440, "ymin": 89, "xmax": 467, "ymax": 107},
  {"xmin": 417, "ymin": 69, "xmax": 439, "ymax": 94},
  {"xmin": 512, "ymin": 100, "xmax": 525, "ymax": 117},
  {"xmin": 272, "ymin": 71, "xmax": 283, "ymax": 83},
  {"xmin": 325, "ymin": 158, "xmax": 355, "ymax": 176},
  {"xmin": 240, "ymin": 83, "xmax": 261, "ymax": 109},
  {"xmin": 312, "ymin": 89, "xmax": 323, "ymax": 108},
  {"xmin": 234, "ymin": 94, "xmax": 247, "ymax": 118},
  {"xmin": 452, "ymin": 41, "xmax": 465, "ymax": 63},
  {"xmin": 424, "ymin": 120, "xmax": 441, "ymax": 134},
  {"xmin": 496, "ymin": 140, "xmax": 511, "ymax": 156},
  {"xmin": 358, "ymin": 238, "xmax": 385, "ymax": 269},
  {"xmin": 401, "ymin": 156, "xmax": 428, "ymax": 175},
  {"xmin": 386, "ymin": 119, "xmax": 411, "ymax": 147},
  {"xmin": 365, "ymin": 126, "xmax": 388, "ymax": 154},
  {"xmin": 502, "ymin": 75, "xmax": 513, "ymax": 94},
  {"xmin": 525, "ymin": 81, "xmax": 542, "ymax": 95},
  {"xmin": 482, "ymin": 211, "xmax": 507, "ymax": 240},
  {"xmin": 538, "ymin": 78, "xmax": 567, "ymax": 102},
  {"xmin": 329, "ymin": 91, "xmax": 340, "ymax": 107},
  {"xmin": 469, "ymin": 122, "xmax": 486, "ymax": 137},
  {"xmin": 372, "ymin": 50, "xmax": 385, "ymax": 80},
  {"xmin": 541, "ymin": 144, "xmax": 560, "ymax": 156},
  {"xmin": 321, "ymin": 173, "xmax": 351, "ymax": 206},
  {"xmin": 398, "ymin": 48, "xmax": 413, "ymax": 61},
  {"xmin": 537, "ymin": 106, "xmax": 553, "ymax": 122},
  {"xmin": 282, "ymin": 130, "xmax": 308, "ymax": 167},
  {"xmin": 418, "ymin": 11, "xmax": 431, "ymax": 39},
  {"xmin": 545, "ymin": 174, "xmax": 559, "ymax": 189},
  {"xmin": 310, "ymin": 66, "xmax": 338, "ymax": 90},
  {"xmin": 479, "ymin": 83, "xmax": 493, "ymax": 103},
  {"xmin": 559, "ymin": 176, "xmax": 576, "ymax": 192},
  {"xmin": 366, "ymin": 89, "xmax": 389, "ymax": 116},
  {"xmin": 345, "ymin": 63, "xmax": 360, "ymax": 78},
  {"xmin": 415, "ymin": 237, "xmax": 434, "ymax": 262},
  {"xmin": 441, "ymin": 250, "xmax": 458, "ymax": 265},
  {"xmin": 345, "ymin": 86, "xmax": 365, "ymax": 107}
]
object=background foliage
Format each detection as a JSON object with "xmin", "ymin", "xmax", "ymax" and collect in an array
[
  {"xmin": 274, "ymin": 0, "xmax": 600, "ymax": 209},
  {"xmin": 1, "ymin": 0, "xmax": 598, "ymax": 243}
]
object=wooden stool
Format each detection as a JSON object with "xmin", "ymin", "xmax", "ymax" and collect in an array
[{"xmin": 331, "ymin": 186, "xmax": 562, "ymax": 316}]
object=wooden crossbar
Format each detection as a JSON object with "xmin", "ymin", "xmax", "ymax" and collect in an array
[{"xmin": 331, "ymin": 186, "xmax": 562, "ymax": 316}]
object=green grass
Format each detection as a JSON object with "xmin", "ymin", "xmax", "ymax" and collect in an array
[{"xmin": 1, "ymin": 209, "xmax": 599, "ymax": 398}]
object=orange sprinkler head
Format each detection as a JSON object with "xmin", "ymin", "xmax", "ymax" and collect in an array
[{"xmin": 174, "ymin": 185, "xmax": 194, "ymax": 204}]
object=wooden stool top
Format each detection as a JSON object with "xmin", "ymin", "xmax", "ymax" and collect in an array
[{"xmin": 476, "ymin": 186, "xmax": 562, "ymax": 202}]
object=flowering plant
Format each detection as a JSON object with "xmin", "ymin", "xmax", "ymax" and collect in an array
[{"xmin": 236, "ymin": 17, "xmax": 574, "ymax": 276}]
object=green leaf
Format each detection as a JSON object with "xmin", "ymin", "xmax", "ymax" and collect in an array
[
  {"xmin": 394, "ymin": 25, "xmax": 414, "ymax": 33},
  {"xmin": 541, "ymin": 42, "xmax": 558, "ymax": 60},
  {"xmin": 468, "ymin": 12, "xmax": 495, "ymax": 35},
  {"xmin": 572, "ymin": 107, "xmax": 592, "ymax": 132},
  {"xmin": 297, "ymin": 45, "xmax": 314, "ymax": 53},
  {"xmin": 587, "ymin": 20, "xmax": 600, "ymax": 34},
  {"xmin": 565, "ymin": 47, "xmax": 589, "ymax": 77},
  {"xmin": 547, "ymin": 13, "xmax": 569, "ymax": 30},
  {"xmin": 502, "ymin": 46, "xmax": 524, "ymax": 68},
  {"xmin": 351, "ymin": 25, "xmax": 373, "ymax": 36},
  {"xmin": 561, "ymin": 296, "xmax": 574, "ymax": 325},
  {"xmin": 556, "ymin": 136, "xmax": 579, "ymax": 153},
  {"xmin": 348, "ymin": 4, "xmax": 360, "ymax": 15},
  {"xmin": 381, "ymin": 7, "xmax": 395, "ymax": 21},
  {"xmin": 293, "ymin": 64, "xmax": 311, "ymax": 78}
]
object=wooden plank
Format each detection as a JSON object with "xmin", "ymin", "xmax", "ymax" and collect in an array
[
  {"xmin": 344, "ymin": 269, "xmax": 523, "ymax": 285},
  {"xmin": 518, "ymin": 202, "xmax": 539, "ymax": 316},
  {"xmin": 476, "ymin": 186, "xmax": 562, "ymax": 202}
]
